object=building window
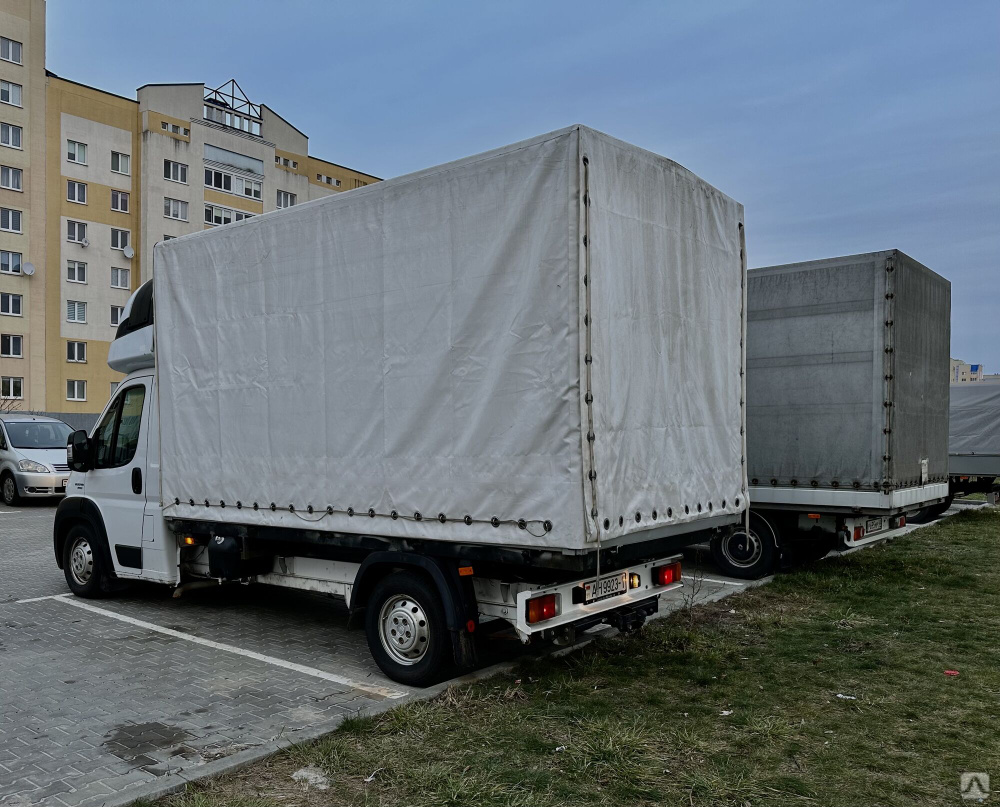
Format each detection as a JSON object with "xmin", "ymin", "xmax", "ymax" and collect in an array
[
  {"xmin": 0, "ymin": 292, "xmax": 21, "ymax": 316},
  {"xmin": 66, "ymin": 260, "xmax": 87, "ymax": 284},
  {"xmin": 111, "ymin": 267, "xmax": 129, "ymax": 289},
  {"xmin": 0, "ymin": 81, "xmax": 22, "ymax": 107},
  {"xmin": 317, "ymin": 173, "xmax": 342, "ymax": 187},
  {"xmin": 67, "ymin": 340, "xmax": 86, "ymax": 363},
  {"xmin": 111, "ymin": 190, "xmax": 129, "ymax": 213},
  {"xmin": 203, "ymin": 104, "xmax": 261, "ymax": 136},
  {"xmin": 0, "ymin": 165, "xmax": 21, "ymax": 191},
  {"xmin": 239, "ymin": 177, "xmax": 262, "ymax": 200},
  {"xmin": 0, "ymin": 334, "xmax": 22, "ymax": 358},
  {"xmin": 67, "ymin": 220, "xmax": 87, "ymax": 243},
  {"xmin": 164, "ymin": 159, "xmax": 187, "ymax": 183},
  {"xmin": 0, "ymin": 250, "xmax": 20, "ymax": 274},
  {"xmin": 67, "ymin": 180, "xmax": 87, "ymax": 204},
  {"xmin": 0, "ymin": 207, "xmax": 21, "ymax": 232},
  {"xmin": 67, "ymin": 380, "xmax": 86, "ymax": 401},
  {"xmin": 66, "ymin": 300, "xmax": 86, "ymax": 323},
  {"xmin": 160, "ymin": 121, "xmax": 189, "ymax": 136},
  {"xmin": 1, "ymin": 376, "xmax": 22, "ymax": 399},
  {"xmin": 110, "ymin": 305, "xmax": 124, "ymax": 326},
  {"xmin": 204, "ymin": 203, "xmax": 254, "ymax": 226},
  {"xmin": 0, "ymin": 37, "xmax": 22, "ymax": 65},
  {"xmin": 204, "ymin": 168, "xmax": 232, "ymax": 192},
  {"xmin": 164, "ymin": 197, "xmax": 188, "ymax": 221},
  {"xmin": 111, "ymin": 228, "xmax": 129, "ymax": 250},
  {"xmin": 276, "ymin": 190, "xmax": 296, "ymax": 209},
  {"xmin": 0, "ymin": 123, "xmax": 21, "ymax": 149},
  {"xmin": 111, "ymin": 151, "xmax": 130, "ymax": 175},
  {"xmin": 66, "ymin": 140, "xmax": 87, "ymax": 164}
]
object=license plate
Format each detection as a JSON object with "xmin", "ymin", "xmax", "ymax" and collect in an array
[
  {"xmin": 583, "ymin": 572, "xmax": 628, "ymax": 603},
  {"xmin": 61, "ymin": 479, "xmax": 68, "ymax": 487},
  {"xmin": 866, "ymin": 517, "xmax": 884, "ymax": 534}
]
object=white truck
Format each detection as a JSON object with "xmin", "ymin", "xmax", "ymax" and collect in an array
[
  {"xmin": 54, "ymin": 126, "xmax": 749, "ymax": 685},
  {"xmin": 712, "ymin": 251, "xmax": 951, "ymax": 579}
]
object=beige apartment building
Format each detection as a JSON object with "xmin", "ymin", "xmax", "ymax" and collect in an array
[
  {"xmin": 0, "ymin": 0, "xmax": 378, "ymax": 422},
  {"xmin": 950, "ymin": 358, "xmax": 985, "ymax": 384}
]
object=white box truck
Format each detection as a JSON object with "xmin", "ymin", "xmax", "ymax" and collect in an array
[
  {"xmin": 712, "ymin": 251, "xmax": 950, "ymax": 579},
  {"xmin": 54, "ymin": 126, "xmax": 749, "ymax": 685}
]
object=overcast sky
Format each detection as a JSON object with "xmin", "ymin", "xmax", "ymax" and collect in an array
[{"xmin": 49, "ymin": 1, "xmax": 1000, "ymax": 369}]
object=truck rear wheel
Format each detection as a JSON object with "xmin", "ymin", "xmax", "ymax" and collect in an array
[
  {"xmin": 711, "ymin": 513, "xmax": 777, "ymax": 580},
  {"xmin": 62, "ymin": 525, "xmax": 110, "ymax": 598},
  {"xmin": 365, "ymin": 570, "xmax": 451, "ymax": 687}
]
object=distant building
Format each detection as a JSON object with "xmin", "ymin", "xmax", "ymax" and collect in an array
[
  {"xmin": 981, "ymin": 374, "xmax": 1000, "ymax": 385},
  {"xmin": 951, "ymin": 359, "xmax": 986, "ymax": 384},
  {"xmin": 0, "ymin": 0, "xmax": 379, "ymax": 418}
]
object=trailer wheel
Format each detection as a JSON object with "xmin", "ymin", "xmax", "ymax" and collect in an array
[
  {"xmin": 910, "ymin": 496, "xmax": 954, "ymax": 524},
  {"xmin": 710, "ymin": 513, "xmax": 777, "ymax": 580},
  {"xmin": 365, "ymin": 570, "xmax": 451, "ymax": 687},
  {"xmin": 62, "ymin": 525, "xmax": 109, "ymax": 598}
]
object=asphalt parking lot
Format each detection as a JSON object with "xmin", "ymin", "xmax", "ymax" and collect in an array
[{"xmin": 1, "ymin": 499, "xmax": 970, "ymax": 807}]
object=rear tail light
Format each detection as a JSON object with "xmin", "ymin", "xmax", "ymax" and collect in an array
[
  {"xmin": 652, "ymin": 562, "xmax": 681, "ymax": 587},
  {"xmin": 853, "ymin": 526, "xmax": 865, "ymax": 541},
  {"xmin": 897, "ymin": 515, "xmax": 906, "ymax": 527},
  {"xmin": 526, "ymin": 593, "xmax": 558, "ymax": 624}
]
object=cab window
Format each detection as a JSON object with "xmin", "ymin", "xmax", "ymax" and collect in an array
[{"xmin": 93, "ymin": 385, "xmax": 145, "ymax": 469}]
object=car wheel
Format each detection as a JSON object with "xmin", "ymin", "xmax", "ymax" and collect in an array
[
  {"xmin": 1, "ymin": 472, "xmax": 20, "ymax": 506},
  {"xmin": 710, "ymin": 513, "xmax": 778, "ymax": 580},
  {"xmin": 63, "ymin": 525, "xmax": 110, "ymax": 598},
  {"xmin": 365, "ymin": 570, "xmax": 451, "ymax": 687}
]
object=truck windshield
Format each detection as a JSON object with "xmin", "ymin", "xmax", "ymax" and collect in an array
[{"xmin": 4, "ymin": 421, "xmax": 73, "ymax": 449}]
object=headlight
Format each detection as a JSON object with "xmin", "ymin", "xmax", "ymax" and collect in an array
[{"xmin": 17, "ymin": 459, "xmax": 50, "ymax": 473}]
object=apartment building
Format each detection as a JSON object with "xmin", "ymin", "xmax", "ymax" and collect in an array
[
  {"xmin": 0, "ymin": 0, "xmax": 378, "ymax": 422},
  {"xmin": 950, "ymin": 358, "xmax": 985, "ymax": 384}
]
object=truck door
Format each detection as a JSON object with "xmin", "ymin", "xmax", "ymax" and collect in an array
[{"xmin": 85, "ymin": 378, "xmax": 150, "ymax": 573}]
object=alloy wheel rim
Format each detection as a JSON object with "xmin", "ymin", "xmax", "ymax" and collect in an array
[
  {"xmin": 2, "ymin": 477, "xmax": 13, "ymax": 503},
  {"xmin": 378, "ymin": 594, "xmax": 430, "ymax": 666}
]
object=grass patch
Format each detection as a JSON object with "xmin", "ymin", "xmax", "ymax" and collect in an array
[{"xmin": 147, "ymin": 509, "xmax": 1000, "ymax": 807}]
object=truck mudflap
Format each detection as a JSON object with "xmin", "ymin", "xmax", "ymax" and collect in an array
[{"xmin": 474, "ymin": 556, "xmax": 683, "ymax": 641}]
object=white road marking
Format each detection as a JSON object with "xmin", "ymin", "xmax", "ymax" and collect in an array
[
  {"xmin": 49, "ymin": 595, "xmax": 407, "ymax": 700},
  {"xmin": 15, "ymin": 593, "xmax": 74, "ymax": 603}
]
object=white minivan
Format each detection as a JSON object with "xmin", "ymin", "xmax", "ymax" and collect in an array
[{"xmin": 0, "ymin": 414, "xmax": 73, "ymax": 505}]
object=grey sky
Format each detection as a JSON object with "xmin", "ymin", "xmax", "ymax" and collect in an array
[{"xmin": 49, "ymin": 1, "xmax": 999, "ymax": 368}]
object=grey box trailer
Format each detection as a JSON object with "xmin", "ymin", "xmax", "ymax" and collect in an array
[
  {"xmin": 945, "ymin": 384, "xmax": 1000, "ymax": 501},
  {"xmin": 710, "ymin": 250, "xmax": 951, "ymax": 578}
]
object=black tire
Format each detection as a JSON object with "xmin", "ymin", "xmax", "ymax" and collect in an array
[
  {"xmin": 1, "ymin": 471, "xmax": 20, "ymax": 506},
  {"xmin": 62, "ymin": 525, "xmax": 111, "ymax": 598},
  {"xmin": 909, "ymin": 496, "xmax": 953, "ymax": 524},
  {"xmin": 710, "ymin": 513, "xmax": 778, "ymax": 580},
  {"xmin": 365, "ymin": 570, "xmax": 452, "ymax": 687}
]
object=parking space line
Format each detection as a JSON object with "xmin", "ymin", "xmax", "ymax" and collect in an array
[
  {"xmin": 15, "ymin": 593, "xmax": 74, "ymax": 603},
  {"xmin": 51, "ymin": 596, "xmax": 408, "ymax": 700}
]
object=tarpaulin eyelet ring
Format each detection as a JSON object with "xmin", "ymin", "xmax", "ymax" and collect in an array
[
  {"xmin": 684, "ymin": 505, "xmax": 690, "ymax": 514},
  {"xmin": 543, "ymin": 520, "xmax": 552, "ymax": 532},
  {"xmin": 204, "ymin": 499, "xmax": 210, "ymax": 507},
  {"xmin": 720, "ymin": 501, "xmax": 725, "ymax": 510},
  {"xmin": 414, "ymin": 512, "xmax": 422, "ymax": 521},
  {"xmin": 326, "ymin": 506, "xmax": 333, "ymax": 514},
  {"xmin": 517, "ymin": 519, "xmax": 526, "ymax": 530},
  {"xmin": 635, "ymin": 512, "xmax": 641, "ymax": 522},
  {"xmin": 618, "ymin": 515, "xmax": 624, "ymax": 527},
  {"xmin": 652, "ymin": 510, "xmax": 658, "ymax": 520},
  {"xmin": 464, "ymin": 515, "xmax": 472, "ymax": 525},
  {"xmin": 189, "ymin": 499, "xmax": 195, "ymax": 506},
  {"xmin": 603, "ymin": 518, "xmax": 610, "ymax": 529},
  {"xmin": 697, "ymin": 503, "xmax": 702, "ymax": 512},
  {"xmin": 288, "ymin": 504, "xmax": 295, "ymax": 512},
  {"xmin": 236, "ymin": 501, "xmax": 243, "ymax": 509},
  {"xmin": 253, "ymin": 502, "xmax": 259, "ymax": 511},
  {"xmin": 734, "ymin": 498, "xmax": 740, "ymax": 507},
  {"xmin": 491, "ymin": 517, "xmax": 500, "ymax": 528},
  {"xmin": 306, "ymin": 504, "xmax": 312, "ymax": 514},
  {"xmin": 369, "ymin": 508, "xmax": 376, "ymax": 518},
  {"xmin": 770, "ymin": 479, "xmax": 777, "ymax": 486},
  {"xmin": 751, "ymin": 478, "xmax": 758, "ymax": 485},
  {"xmin": 708, "ymin": 502, "xmax": 713, "ymax": 511},
  {"xmin": 347, "ymin": 507, "xmax": 354, "ymax": 517},
  {"xmin": 667, "ymin": 507, "xmax": 673, "ymax": 517},
  {"xmin": 438, "ymin": 513, "xmax": 447, "ymax": 523},
  {"xmin": 219, "ymin": 501, "xmax": 225, "ymax": 508},
  {"xmin": 270, "ymin": 503, "xmax": 276, "ymax": 511},
  {"xmin": 390, "ymin": 510, "xmax": 398, "ymax": 520},
  {"xmin": 174, "ymin": 497, "xmax": 180, "ymax": 505}
]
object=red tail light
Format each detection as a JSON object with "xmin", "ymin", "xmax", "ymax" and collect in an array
[
  {"xmin": 897, "ymin": 515, "xmax": 906, "ymax": 527},
  {"xmin": 653, "ymin": 562, "xmax": 681, "ymax": 586},
  {"xmin": 526, "ymin": 593, "xmax": 558, "ymax": 624},
  {"xmin": 853, "ymin": 525, "xmax": 865, "ymax": 541}
]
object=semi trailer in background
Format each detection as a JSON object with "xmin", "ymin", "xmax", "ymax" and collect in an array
[
  {"xmin": 54, "ymin": 125, "xmax": 749, "ymax": 685},
  {"xmin": 712, "ymin": 250, "xmax": 951, "ymax": 579},
  {"xmin": 943, "ymin": 384, "xmax": 1000, "ymax": 506}
]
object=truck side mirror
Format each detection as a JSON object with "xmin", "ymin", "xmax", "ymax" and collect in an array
[{"xmin": 67, "ymin": 430, "xmax": 92, "ymax": 473}]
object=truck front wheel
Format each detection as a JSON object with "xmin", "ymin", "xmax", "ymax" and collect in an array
[
  {"xmin": 365, "ymin": 570, "xmax": 452, "ymax": 687},
  {"xmin": 711, "ymin": 513, "xmax": 778, "ymax": 580},
  {"xmin": 62, "ymin": 525, "xmax": 110, "ymax": 598}
]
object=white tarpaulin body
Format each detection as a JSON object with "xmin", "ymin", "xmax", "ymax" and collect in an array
[{"xmin": 154, "ymin": 125, "xmax": 747, "ymax": 553}]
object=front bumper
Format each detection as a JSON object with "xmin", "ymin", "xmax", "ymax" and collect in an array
[{"xmin": 13, "ymin": 469, "xmax": 69, "ymax": 497}]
